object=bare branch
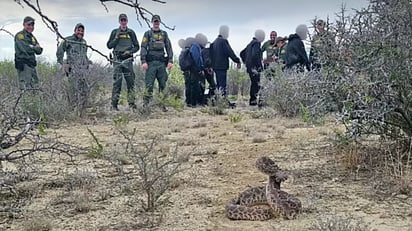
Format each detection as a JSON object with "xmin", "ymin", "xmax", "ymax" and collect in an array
[
  {"xmin": 99, "ymin": 0, "xmax": 175, "ymax": 30},
  {"xmin": 0, "ymin": 26, "xmax": 14, "ymax": 38}
]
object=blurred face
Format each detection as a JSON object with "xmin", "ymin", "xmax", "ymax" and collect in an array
[
  {"xmin": 24, "ymin": 21, "xmax": 34, "ymax": 33},
  {"xmin": 75, "ymin": 27, "xmax": 84, "ymax": 39},
  {"xmin": 119, "ymin": 18, "xmax": 128, "ymax": 29},
  {"xmin": 270, "ymin": 32, "xmax": 277, "ymax": 41},
  {"xmin": 152, "ymin": 20, "xmax": 160, "ymax": 31}
]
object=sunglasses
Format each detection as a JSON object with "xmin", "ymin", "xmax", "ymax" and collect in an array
[
  {"xmin": 26, "ymin": 22, "xmax": 35, "ymax": 26},
  {"xmin": 120, "ymin": 19, "xmax": 127, "ymax": 22}
]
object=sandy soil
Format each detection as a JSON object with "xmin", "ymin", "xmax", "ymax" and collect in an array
[{"xmin": 1, "ymin": 106, "xmax": 411, "ymax": 231}]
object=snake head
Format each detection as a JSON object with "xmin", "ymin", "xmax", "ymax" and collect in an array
[{"xmin": 255, "ymin": 156, "xmax": 280, "ymax": 176}]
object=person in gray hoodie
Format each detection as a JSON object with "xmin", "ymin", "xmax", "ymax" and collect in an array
[{"xmin": 285, "ymin": 24, "xmax": 310, "ymax": 72}]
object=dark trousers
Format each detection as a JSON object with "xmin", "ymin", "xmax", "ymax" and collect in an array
[
  {"xmin": 247, "ymin": 69, "xmax": 260, "ymax": 103},
  {"xmin": 186, "ymin": 70, "xmax": 204, "ymax": 106},
  {"xmin": 183, "ymin": 71, "xmax": 190, "ymax": 105},
  {"xmin": 214, "ymin": 69, "xmax": 228, "ymax": 96}
]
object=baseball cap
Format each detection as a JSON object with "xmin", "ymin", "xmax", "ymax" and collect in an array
[
  {"xmin": 151, "ymin": 15, "xmax": 161, "ymax": 22},
  {"xmin": 275, "ymin": 36, "xmax": 287, "ymax": 45},
  {"xmin": 119, "ymin": 13, "xmax": 128, "ymax": 21},
  {"xmin": 23, "ymin": 16, "xmax": 35, "ymax": 24}
]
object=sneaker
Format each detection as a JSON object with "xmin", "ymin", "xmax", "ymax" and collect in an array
[
  {"xmin": 161, "ymin": 105, "xmax": 168, "ymax": 112},
  {"xmin": 110, "ymin": 105, "xmax": 119, "ymax": 111},
  {"xmin": 249, "ymin": 100, "xmax": 258, "ymax": 106}
]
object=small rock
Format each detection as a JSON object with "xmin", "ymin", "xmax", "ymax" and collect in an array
[{"xmin": 395, "ymin": 194, "xmax": 409, "ymax": 200}]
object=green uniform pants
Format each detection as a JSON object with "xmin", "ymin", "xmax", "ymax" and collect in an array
[
  {"xmin": 17, "ymin": 64, "xmax": 39, "ymax": 90},
  {"xmin": 65, "ymin": 67, "xmax": 88, "ymax": 111},
  {"xmin": 143, "ymin": 60, "xmax": 168, "ymax": 104},
  {"xmin": 111, "ymin": 60, "xmax": 136, "ymax": 107}
]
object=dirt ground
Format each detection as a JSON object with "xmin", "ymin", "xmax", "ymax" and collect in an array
[{"xmin": 1, "ymin": 105, "xmax": 412, "ymax": 231}]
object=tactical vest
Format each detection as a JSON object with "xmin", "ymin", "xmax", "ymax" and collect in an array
[{"xmin": 148, "ymin": 30, "xmax": 166, "ymax": 52}]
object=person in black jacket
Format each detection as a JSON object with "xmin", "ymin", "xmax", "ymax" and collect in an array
[
  {"xmin": 196, "ymin": 33, "xmax": 216, "ymax": 105},
  {"xmin": 211, "ymin": 25, "xmax": 241, "ymax": 97},
  {"xmin": 244, "ymin": 29, "xmax": 265, "ymax": 106},
  {"xmin": 285, "ymin": 24, "xmax": 310, "ymax": 72}
]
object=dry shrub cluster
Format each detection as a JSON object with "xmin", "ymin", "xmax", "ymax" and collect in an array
[{"xmin": 261, "ymin": 0, "xmax": 412, "ymax": 181}]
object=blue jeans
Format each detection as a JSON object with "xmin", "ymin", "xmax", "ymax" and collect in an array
[{"xmin": 214, "ymin": 69, "xmax": 227, "ymax": 96}]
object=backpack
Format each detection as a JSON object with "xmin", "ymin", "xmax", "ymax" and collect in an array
[
  {"xmin": 178, "ymin": 43, "xmax": 203, "ymax": 72},
  {"xmin": 179, "ymin": 48, "xmax": 193, "ymax": 71},
  {"xmin": 201, "ymin": 46, "xmax": 212, "ymax": 68}
]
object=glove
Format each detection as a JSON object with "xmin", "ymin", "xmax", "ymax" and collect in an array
[{"xmin": 122, "ymin": 50, "xmax": 131, "ymax": 56}]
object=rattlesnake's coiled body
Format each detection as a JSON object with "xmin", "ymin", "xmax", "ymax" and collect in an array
[{"xmin": 225, "ymin": 157, "xmax": 302, "ymax": 220}]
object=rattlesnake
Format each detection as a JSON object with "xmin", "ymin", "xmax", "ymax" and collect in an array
[{"xmin": 225, "ymin": 157, "xmax": 302, "ymax": 220}]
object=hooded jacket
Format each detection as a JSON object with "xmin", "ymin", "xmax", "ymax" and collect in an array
[
  {"xmin": 245, "ymin": 37, "xmax": 263, "ymax": 72},
  {"xmin": 56, "ymin": 34, "xmax": 89, "ymax": 66},
  {"xmin": 285, "ymin": 34, "xmax": 310, "ymax": 71}
]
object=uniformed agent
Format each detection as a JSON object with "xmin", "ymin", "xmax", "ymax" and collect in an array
[
  {"xmin": 261, "ymin": 31, "xmax": 277, "ymax": 68},
  {"xmin": 140, "ymin": 15, "xmax": 173, "ymax": 112},
  {"xmin": 56, "ymin": 23, "xmax": 91, "ymax": 111},
  {"xmin": 107, "ymin": 13, "xmax": 140, "ymax": 111},
  {"xmin": 14, "ymin": 16, "xmax": 43, "ymax": 90}
]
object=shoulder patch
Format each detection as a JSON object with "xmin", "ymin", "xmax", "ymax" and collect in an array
[
  {"xmin": 17, "ymin": 33, "xmax": 24, "ymax": 40},
  {"xmin": 142, "ymin": 36, "xmax": 148, "ymax": 43}
]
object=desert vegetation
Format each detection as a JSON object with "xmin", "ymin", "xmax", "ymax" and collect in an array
[{"xmin": 0, "ymin": 0, "xmax": 411, "ymax": 230}]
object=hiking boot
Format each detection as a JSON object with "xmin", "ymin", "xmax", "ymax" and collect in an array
[
  {"xmin": 161, "ymin": 105, "xmax": 168, "ymax": 112},
  {"xmin": 110, "ymin": 105, "xmax": 119, "ymax": 111}
]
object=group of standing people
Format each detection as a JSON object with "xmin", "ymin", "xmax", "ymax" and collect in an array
[
  {"xmin": 179, "ymin": 20, "xmax": 333, "ymax": 108},
  {"xmin": 178, "ymin": 25, "xmax": 242, "ymax": 108},
  {"xmin": 14, "ymin": 14, "xmax": 332, "ymax": 112},
  {"xmin": 14, "ymin": 14, "xmax": 173, "ymax": 112}
]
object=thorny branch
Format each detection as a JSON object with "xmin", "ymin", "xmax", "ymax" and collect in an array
[
  {"xmin": 99, "ymin": 0, "xmax": 174, "ymax": 30},
  {"xmin": 13, "ymin": 0, "xmax": 174, "ymax": 63},
  {"xmin": 0, "ymin": 91, "xmax": 82, "ymax": 164}
]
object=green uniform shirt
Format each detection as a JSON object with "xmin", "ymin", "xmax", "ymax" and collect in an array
[
  {"xmin": 14, "ymin": 29, "xmax": 42, "ymax": 66},
  {"xmin": 309, "ymin": 31, "xmax": 334, "ymax": 63},
  {"xmin": 261, "ymin": 40, "xmax": 276, "ymax": 58},
  {"xmin": 106, "ymin": 27, "xmax": 139, "ymax": 56},
  {"xmin": 140, "ymin": 29, "xmax": 173, "ymax": 64},
  {"xmin": 275, "ymin": 44, "xmax": 287, "ymax": 64},
  {"xmin": 56, "ymin": 34, "xmax": 89, "ymax": 65}
]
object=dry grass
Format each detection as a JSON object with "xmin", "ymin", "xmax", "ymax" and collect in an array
[
  {"xmin": 309, "ymin": 214, "xmax": 370, "ymax": 231},
  {"xmin": 22, "ymin": 216, "xmax": 53, "ymax": 231},
  {"xmin": 1, "ymin": 110, "xmax": 411, "ymax": 230}
]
